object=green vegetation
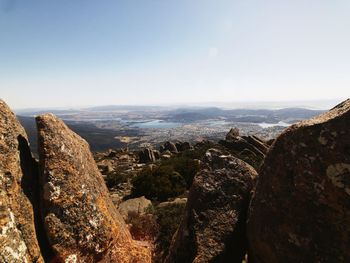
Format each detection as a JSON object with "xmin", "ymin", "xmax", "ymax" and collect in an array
[
  {"xmin": 161, "ymin": 156, "xmax": 201, "ymax": 188},
  {"xmin": 131, "ymin": 143, "xmax": 214, "ymax": 200},
  {"xmin": 105, "ymin": 171, "xmax": 129, "ymax": 189},
  {"xmin": 152, "ymin": 203, "xmax": 186, "ymax": 261},
  {"xmin": 132, "ymin": 165, "xmax": 186, "ymax": 201}
]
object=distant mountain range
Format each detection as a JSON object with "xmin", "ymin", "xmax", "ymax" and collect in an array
[
  {"xmin": 162, "ymin": 107, "xmax": 325, "ymax": 123},
  {"xmin": 17, "ymin": 105, "xmax": 325, "ymax": 123}
]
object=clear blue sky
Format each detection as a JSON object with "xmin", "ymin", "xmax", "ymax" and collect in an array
[{"xmin": 0, "ymin": 0, "xmax": 349, "ymax": 108}]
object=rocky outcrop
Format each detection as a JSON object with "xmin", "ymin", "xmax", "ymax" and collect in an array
[
  {"xmin": 36, "ymin": 114, "xmax": 151, "ymax": 263},
  {"xmin": 118, "ymin": 196, "xmax": 152, "ymax": 221},
  {"xmin": 0, "ymin": 100, "xmax": 44, "ymax": 262},
  {"xmin": 241, "ymin": 135, "xmax": 269, "ymax": 154},
  {"xmin": 220, "ymin": 129, "xmax": 269, "ymax": 169},
  {"xmin": 225, "ymin": 127, "xmax": 240, "ymax": 141},
  {"xmin": 160, "ymin": 141, "xmax": 178, "ymax": 154},
  {"xmin": 175, "ymin": 141, "xmax": 193, "ymax": 152},
  {"xmin": 247, "ymin": 99, "xmax": 350, "ymax": 262},
  {"xmin": 166, "ymin": 149, "xmax": 257, "ymax": 263},
  {"xmin": 139, "ymin": 148, "xmax": 156, "ymax": 163}
]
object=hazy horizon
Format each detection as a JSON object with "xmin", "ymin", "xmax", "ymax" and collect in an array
[
  {"xmin": 11, "ymin": 98, "xmax": 346, "ymax": 113},
  {"xmin": 1, "ymin": 0, "xmax": 349, "ymax": 108}
]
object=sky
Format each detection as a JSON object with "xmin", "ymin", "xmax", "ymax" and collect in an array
[{"xmin": 0, "ymin": 0, "xmax": 349, "ymax": 109}]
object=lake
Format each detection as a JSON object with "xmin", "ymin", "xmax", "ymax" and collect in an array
[
  {"xmin": 258, "ymin": 121, "xmax": 290, "ymax": 128},
  {"xmin": 129, "ymin": 120, "xmax": 182, "ymax": 129}
]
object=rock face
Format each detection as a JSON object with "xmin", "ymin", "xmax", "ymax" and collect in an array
[
  {"xmin": 225, "ymin": 127, "xmax": 240, "ymax": 141},
  {"xmin": 166, "ymin": 149, "xmax": 257, "ymax": 263},
  {"xmin": 0, "ymin": 100, "xmax": 44, "ymax": 262},
  {"xmin": 160, "ymin": 141, "xmax": 178, "ymax": 154},
  {"xmin": 36, "ymin": 114, "xmax": 151, "ymax": 263},
  {"xmin": 220, "ymin": 130, "xmax": 269, "ymax": 169},
  {"xmin": 175, "ymin": 141, "xmax": 193, "ymax": 152},
  {"xmin": 247, "ymin": 99, "xmax": 350, "ymax": 262},
  {"xmin": 139, "ymin": 148, "xmax": 156, "ymax": 163}
]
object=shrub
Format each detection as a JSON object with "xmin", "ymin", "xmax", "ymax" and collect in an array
[
  {"xmin": 152, "ymin": 203, "xmax": 186, "ymax": 261},
  {"xmin": 162, "ymin": 156, "xmax": 201, "ymax": 188},
  {"xmin": 132, "ymin": 165, "xmax": 186, "ymax": 201},
  {"xmin": 127, "ymin": 210, "xmax": 159, "ymax": 242},
  {"xmin": 105, "ymin": 171, "xmax": 129, "ymax": 189}
]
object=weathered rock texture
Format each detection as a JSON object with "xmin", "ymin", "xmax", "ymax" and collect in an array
[
  {"xmin": 118, "ymin": 196, "xmax": 152, "ymax": 221},
  {"xmin": 165, "ymin": 149, "xmax": 257, "ymax": 263},
  {"xmin": 0, "ymin": 100, "xmax": 44, "ymax": 262},
  {"xmin": 36, "ymin": 114, "xmax": 151, "ymax": 263},
  {"xmin": 138, "ymin": 148, "xmax": 156, "ymax": 163},
  {"xmin": 220, "ymin": 130, "xmax": 269, "ymax": 170},
  {"xmin": 247, "ymin": 99, "xmax": 350, "ymax": 262},
  {"xmin": 160, "ymin": 142, "xmax": 178, "ymax": 154}
]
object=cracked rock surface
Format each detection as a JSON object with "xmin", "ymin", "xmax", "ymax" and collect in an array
[
  {"xmin": 247, "ymin": 99, "xmax": 350, "ymax": 262},
  {"xmin": 166, "ymin": 149, "xmax": 257, "ymax": 263},
  {"xmin": 37, "ymin": 114, "xmax": 151, "ymax": 263},
  {"xmin": 0, "ymin": 100, "xmax": 43, "ymax": 263}
]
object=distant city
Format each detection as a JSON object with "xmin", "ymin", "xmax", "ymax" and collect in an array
[{"xmin": 15, "ymin": 100, "xmax": 334, "ymax": 154}]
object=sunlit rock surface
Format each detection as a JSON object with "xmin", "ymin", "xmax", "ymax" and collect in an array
[
  {"xmin": 37, "ymin": 114, "xmax": 151, "ymax": 263},
  {"xmin": 247, "ymin": 99, "xmax": 350, "ymax": 262}
]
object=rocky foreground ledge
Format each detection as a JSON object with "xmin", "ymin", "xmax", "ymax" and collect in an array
[
  {"xmin": 247, "ymin": 99, "xmax": 350, "ymax": 262},
  {"xmin": 0, "ymin": 98, "xmax": 349, "ymax": 263}
]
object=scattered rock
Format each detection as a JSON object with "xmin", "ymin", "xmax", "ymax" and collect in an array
[
  {"xmin": 107, "ymin": 149, "xmax": 118, "ymax": 158},
  {"xmin": 98, "ymin": 163, "xmax": 114, "ymax": 174},
  {"xmin": 0, "ymin": 100, "xmax": 44, "ymax": 263},
  {"xmin": 247, "ymin": 99, "xmax": 350, "ymax": 262},
  {"xmin": 160, "ymin": 141, "xmax": 178, "ymax": 154},
  {"xmin": 220, "ymin": 130, "xmax": 269, "ymax": 169},
  {"xmin": 241, "ymin": 135, "xmax": 269, "ymax": 154},
  {"xmin": 118, "ymin": 196, "xmax": 152, "ymax": 221},
  {"xmin": 37, "ymin": 114, "xmax": 151, "ymax": 263},
  {"xmin": 165, "ymin": 149, "xmax": 257, "ymax": 263},
  {"xmin": 226, "ymin": 127, "xmax": 240, "ymax": 141},
  {"xmin": 175, "ymin": 141, "xmax": 193, "ymax": 152},
  {"xmin": 139, "ymin": 148, "xmax": 156, "ymax": 163},
  {"xmin": 161, "ymin": 154, "xmax": 172, "ymax": 160},
  {"xmin": 153, "ymin": 150, "xmax": 161, "ymax": 160}
]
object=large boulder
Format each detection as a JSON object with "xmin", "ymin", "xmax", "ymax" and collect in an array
[
  {"xmin": 220, "ymin": 130, "xmax": 269, "ymax": 169},
  {"xmin": 247, "ymin": 99, "xmax": 350, "ymax": 262},
  {"xmin": 225, "ymin": 127, "xmax": 240, "ymax": 141},
  {"xmin": 138, "ymin": 148, "xmax": 156, "ymax": 163},
  {"xmin": 36, "ymin": 114, "xmax": 151, "ymax": 263},
  {"xmin": 165, "ymin": 149, "xmax": 257, "ymax": 263},
  {"xmin": 160, "ymin": 141, "xmax": 178, "ymax": 154},
  {"xmin": 175, "ymin": 141, "xmax": 193, "ymax": 152},
  {"xmin": 0, "ymin": 100, "xmax": 44, "ymax": 262},
  {"xmin": 118, "ymin": 196, "xmax": 152, "ymax": 221}
]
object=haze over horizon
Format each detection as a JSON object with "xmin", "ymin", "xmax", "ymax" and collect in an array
[{"xmin": 1, "ymin": 0, "xmax": 349, "ymax": 108}]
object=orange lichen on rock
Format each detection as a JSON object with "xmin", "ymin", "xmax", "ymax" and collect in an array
[
  {"xmin": 0, "ymin": 100, "xmax": 44, "ymax": 262},
  {"xmin": 36, "ymin": 113, "xmax": 151, "ymax": 263}
]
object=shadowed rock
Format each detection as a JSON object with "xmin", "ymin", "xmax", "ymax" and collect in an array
[
  {"xmin": 138, "ymin": 148, "xmax": 156, "ymax": 163},
  {"xmin": 220, "ymin": 130, "xmax": 269, "ymax": 170},
  {"xmin": 175, "ymin": 141, "xmax": 193, "ymax": 152},
  {"xmin": 0, "ymin": 100, "xmax": 44, "ymax": 262},
  {"xmin": 36, "ymin": 114, "xmax": 151, "ymax": 263},
  {"xmin": 165, "ymin": 149, "xmax": 257, "ymax": 263},
  {"xmin": 160, "ymin": 141, "xmax": 178, "ymax": 154},
  {"xmin": 247, "ymin": 99, "xmax": 350, "ymax": 262}
]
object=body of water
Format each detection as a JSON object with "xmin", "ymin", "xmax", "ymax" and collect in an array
[
  {"xmin": 258, "ymin": 121, "xmax": 291, "ymax": 128},
  {"xmin": 129, "ymin": 120, "xmax": 182, "ymax": 129}
]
